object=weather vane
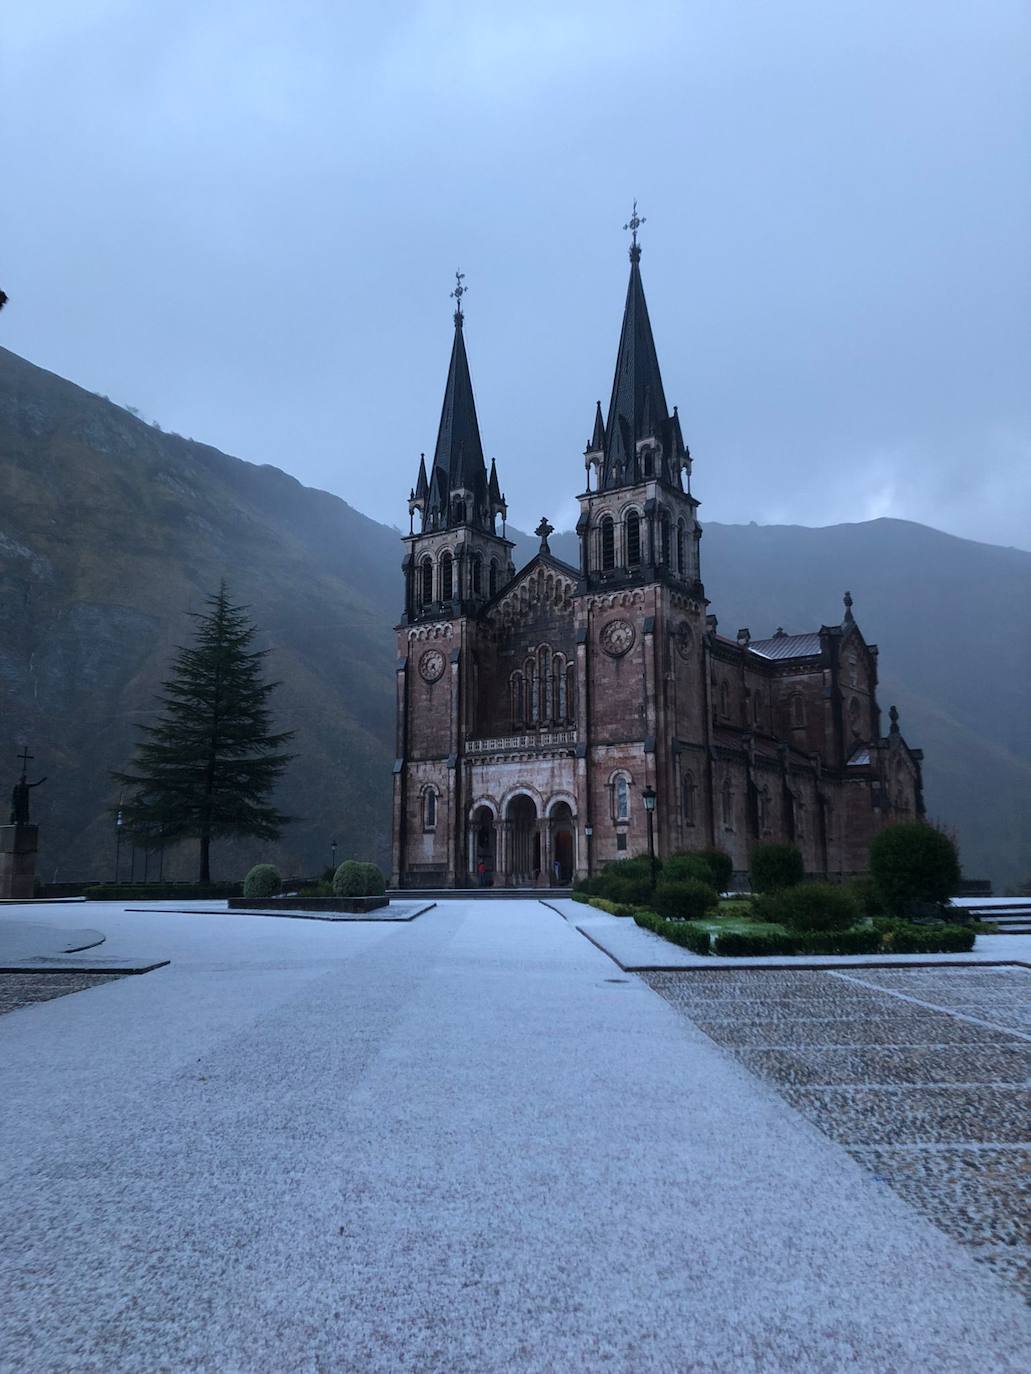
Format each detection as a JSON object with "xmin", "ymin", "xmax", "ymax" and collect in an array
[
  {"xmin": 451, "ymin": 269, "xmax": 467, "ymax": 324},
  {"xmin": 623, "ymin": 199, "xmax": 645, "ymax": 258}
]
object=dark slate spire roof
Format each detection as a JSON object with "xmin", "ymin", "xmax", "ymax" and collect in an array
[
  {"xmin": 424, "ymin": 304, "xmax": 492, "ymax": 529},
  {"xmin": 600, "ymin": 243, "xmax": 680, "ymax": 491},
  {"xmin": 588, "ymin": 400, "xmax": 606, "ymax": 453}
]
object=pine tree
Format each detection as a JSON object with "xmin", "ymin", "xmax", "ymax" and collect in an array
[{"xmin": 113, "ymin": 584, "xmax": 295, "ymax": 882}]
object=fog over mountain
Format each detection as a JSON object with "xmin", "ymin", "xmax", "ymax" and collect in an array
[{"xmin": 1, "ymin": 346, "xmax": 1028, "ymax": 889}]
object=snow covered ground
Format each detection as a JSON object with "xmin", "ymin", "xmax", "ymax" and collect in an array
[{"xmin": 0, "ymin": 899, "xmax": 1028, "ymax": 1372}]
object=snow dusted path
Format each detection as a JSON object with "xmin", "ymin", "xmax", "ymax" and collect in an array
[{"xmin": 1, "ymin": 899, "xmax": 1028, "ymax": 1373}]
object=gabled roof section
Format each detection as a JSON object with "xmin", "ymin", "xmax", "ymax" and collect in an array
[
  {"xmin": 601, "ymin": 250, "xmax": 673, "ymax": 489},
  {"xmin": 747, "ymin": 631, "xmax": 823, "ymax": 661}
]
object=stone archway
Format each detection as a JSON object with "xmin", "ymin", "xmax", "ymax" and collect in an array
[
  {"xmin": 470, "ymin": 805, "xmax": 497, "ymax": 887},
  {"xmin": 506, "ymin": 794, "xmax": 540, "ymax": 887},
  {"xmin": 549, "ymin": 801, "xmax": 575, "ymax": 885}
]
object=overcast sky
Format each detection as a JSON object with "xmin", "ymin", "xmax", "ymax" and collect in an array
[{"xmin": 5, "ymin": 1, "xmax": 1029, "ymax": 548}]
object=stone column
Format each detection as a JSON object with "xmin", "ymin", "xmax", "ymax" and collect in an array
[
  {"xmin": 0, "ymin": 825, "xmax": 38, "ymax": 900},
  {"xmin": 537, "ymin": 819, "xmax": 551, "ymax": 888}
]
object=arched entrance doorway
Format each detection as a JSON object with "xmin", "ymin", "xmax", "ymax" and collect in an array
[
  {"xmin": 506, "ymin": 794, "xmax": 539, "ymax": 886},
  {"xmin": 549, "ymin": 801, "xmax": 575, "ymax": 885},
  {"xmin": 471, "ymin": 805, "xmax": 496, "ymax": 886}
]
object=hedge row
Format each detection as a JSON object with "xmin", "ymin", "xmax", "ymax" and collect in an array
[
  {"xmin": 709, "ymin": 924, "xmax": 974, "ymax": 957},
  {"xmin": 85, "ymin": 882, "xmax": 243, "ymax": 900},
  {"xmin": 634, "ymin": 911, "xmax": 711, "ymax": 955}
]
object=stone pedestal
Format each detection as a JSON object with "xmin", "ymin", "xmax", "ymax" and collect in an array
[{"xmin": 0, "ymin": 825, "xmax": 38, "ymax": 900}]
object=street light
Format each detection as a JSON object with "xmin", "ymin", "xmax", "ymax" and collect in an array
[
  {"xmin": 330, "ymin": 839, "xmax": 338, "ymax": 874},
  {"xmin": 584, "ymin": 824, "xmax": 593, "ymax": 878},
  {"xmin": 642, "ymin": 786, "xmax": 657, "ymax": 891}
]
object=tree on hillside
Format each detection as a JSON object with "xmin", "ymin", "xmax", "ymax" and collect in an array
[{"xmin": 113, "ymin": 584, "xmax": 295, "ymax": 882}]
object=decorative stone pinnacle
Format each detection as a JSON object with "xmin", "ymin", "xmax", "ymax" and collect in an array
[
  {"xmin": 535, "ymin": 515, "xmax": 554, "ymax": 552},
  {"xmin": 889, "ymin": 704, "xmax": 900, "ymax": 733}
]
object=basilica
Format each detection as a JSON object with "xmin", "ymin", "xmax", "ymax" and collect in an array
[{"xmin": 391, "ymin": 224, "xmax": 924, "ymax": 888}]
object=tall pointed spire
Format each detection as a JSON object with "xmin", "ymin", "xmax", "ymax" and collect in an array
[
  {"xmin": 601, "ymin": 205, "xmax": 675, "ymax": 489},
  {"xmin": 589, "ymin": 400, "xmax": 605, "ymax": 453},
  {"xmin": 424, "ymin": 271, "xmax": 492, "ymax": 530}
]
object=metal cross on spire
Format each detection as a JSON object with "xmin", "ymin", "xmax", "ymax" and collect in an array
[
  {"xmin": 623, "ymin": 200, "xmax": 645, "ymax": 260},
  {"xmin": 17, "ymin": 746, "xmax": 33, "ymax": 780},
  {"xmin": 451, "ymin": 269, "xmax": 467, "ymax": 326}
]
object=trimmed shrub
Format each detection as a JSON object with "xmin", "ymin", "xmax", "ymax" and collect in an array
[
  {"xmin": 767, "ymin": 882, "xmax": 861, "ymax": 933},
  {"xmin": 651, "ymin": 877, "xmax": 720, "ymax": 922},
  {"xmin": 846, "ymin": 875, "xmax": 884, "ymax": 918},
  {"xmin": 794, "ymin": 928, "xmax": 881, "ymax": 955},
  {"xmin": 695, "ymin": 848, "xmax": 734, "ymax": 893},
  {"xmin": 713, "ymin": 929, "xmax": 797, "ymax": 956},
  {"xmin": 585, "ymin": 896, "xmax": 636, "ymax": 917},
  {"xmin": 750, "ymin": 843, "xmax": 805, "ymax": 894},
  {"xmin": 884, "ymin": 922, "xmax": 975, "ymax": 954},
  {"xmin": 869, "ymin": 822, "xmax": 961, "ymax": 915},
  {"xmin": 571, "ymin": 890, "xmax": 590, "ymax": 905},
  {"xmin": 332, "ymin": 860, "xmax": 367, "ymax": 897},
  {"xmin": 359, "ymin": 862, "xmax": 386, "ymax": 896},
  {"xmin": 243, "ymin": 864, "xmax": 281, "ymax": 899},
  {"xmin": 634, "ymin": 911, "xmax": 711, "ymax": 955},
  {"xmin": 663, "ymin": 852, "xmax": 715, "ymax": 886},
  {"xmin": 593, "ymin": 857, "xmax": 657, "ymax": 905}
]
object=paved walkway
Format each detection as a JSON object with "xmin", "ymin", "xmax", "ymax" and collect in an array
[{"xmin": 0, "ymin": 900, "xmax": 1028, "ymax": 1372}]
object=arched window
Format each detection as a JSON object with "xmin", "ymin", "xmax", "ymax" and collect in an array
[
  {"xmin": 420, "ymin": 557, "xmax": 433, "ymax": 605},
  {"xmin": 489, "ymin": 560, "xmax": 498, "ymax": 597},
  {"xmin": 643, "ymin": 448, "xmax": 654, "ymax": 478},
  {"xmin": 676, "ymin": 520, "xmax": 685, "ymax": 575},
  {"xmin": 790, "ymin": 693, "xmax": 805, "ymax": 728},
  {"xmin": 659, "ymin": 510, "xmax": 671, "ymax": 566},
  {"xmin": 440, "ymin": 552, "xmax": 453, "ymax": 601},
  {"xmin": 757, "ymin": 786, "xmax": 770, "ymax": 834},
  {"xmin": 452, "ymin": 499, "xmax": 466, "ymax": 525},
  {"xmin": 601, "ymin": 516, "xmax": 615, "ymax": 571},
  {"xmin": 423, "ymin": 788, "xmax": 437, "ymax": 831},
  {"xmin": 719, "ymin": 680, "xmax": 730, "ymax": 718},
  {"xmin": 615, "ymin": 775, "xmax": 630, "ymax": 822},
  {"xmin": 721, "ymin": 778, "xmax": 734, "ymax": 829},
  {"xmin": 471, "ymin": 554, "xmax": 482, "ymax": 596},
  {"xmin": 529, "ymin": 655, "xmax": 540, "ymax": 723},
  {"xmin": 566, "ymin": 663, "xmax": 576, "ymax": 723},
  {"xmin": 555, "ymin": 657, "xmax": 566, "ymax": 723},
  {"xmin": 683, "ymin": 772, "xmax": 696, "ymax": 826},
  {"xmin": 626, "ymin": 511, "xmax": 641, "ymax": 567},
  {"xmin": 540, "ymin": 646, "xmax": 552, "ymax": 722},
  {"xmin": 511, "ymin": 671, "xmax": 525, "ymax": 725}
]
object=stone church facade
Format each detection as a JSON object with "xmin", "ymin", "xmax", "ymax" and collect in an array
[{"xmin": 391, "ymin": 233, "xmax": 924, "ymax": 889}]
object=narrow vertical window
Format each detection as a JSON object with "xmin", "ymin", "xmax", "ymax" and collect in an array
[
  {"xmin": 540, "ymin": 647, "xmax": 552, "ymax": 722},
  {"xmin": 440, "ymin": 552, "xmax": 453, "ymax": 601},
  {"xmin": 615, "ymin": 775, "xmax": 630, "ymax": 822},
  {"xmin": 512, "ymin": 672, "xmax": 524, "ymax": 725},
  {"xmin": 683, "ymin": 773, "xmax": 696, "ymax": 826},
  {"xmin": 489, "ymin": 560, "xmax": 498, "ymax": 596},
  {"xmin": 720, "ymin": 680, "xmax": 730, "ymax": 717},
  {"xmin": 601, "ymin": 517, "xmax": 615, "ymax": 571},
  {"xmin": 556, "ymin": 661, "xmax": 567, "ymax": 722},
  {"xmin": 566, "ymin": 664, "xmax": 575, "ymax": 723},
  {"xmin": 790, "ymin": 694, "xmax": 805, "ymax": 728},
  {"xmin": 421, "ymin": 557, "xmax": 433, "ymax": 605},
  {"xmin": 659, "ymin": 511, "xmax": 670, "ymax": 566},
  {"xmin": 676, "ymin": 520, "xmax": 685, "ymax": 575},
  {"xmin": 626, "ymin": 512, "xmax": 641, "ymax": 567},
  {"xmin": 721, "ymin": 779, "xmax": 733, "ymax": 828},
  {"xmin": 424, "ymin": 789, "xmax": 437, "ymax": 830},
  {"xmin": 471, "ymin": 555, "xmax": 482, "ymax": 595}
]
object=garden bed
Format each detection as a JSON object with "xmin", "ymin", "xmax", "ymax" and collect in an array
[{"xmin": 227, "ymin": 894, "xmax": 388, "ymax": 914}]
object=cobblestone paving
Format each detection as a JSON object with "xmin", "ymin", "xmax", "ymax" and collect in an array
[
  {"xmin": 643, "ymin": 967, "xmax": 1031, "ymax": 1300},
  {"xmin": 0, "ymin": 971, "xmax": 126, "ymax": 1017}
]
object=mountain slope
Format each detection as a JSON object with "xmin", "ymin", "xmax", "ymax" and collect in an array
[{"xmin": 2, "ymin": 346, "xmax": 1028, "ymax": 887}]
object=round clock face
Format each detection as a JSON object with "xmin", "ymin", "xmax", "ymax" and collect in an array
[
  {"xmin": 600, "ymin": 618, "xmax": 635, "ymax": 658},
  {"xmin": 419, "ymin": 648, "xmax": 446, "ymax": 683},
  {"xmin": 674, "ymin": 621, "xmax": 694, "ymax": 660}
]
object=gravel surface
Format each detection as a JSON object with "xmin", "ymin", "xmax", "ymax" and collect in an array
[
  {"xmin": 0, "ymin": 901, "xmax": 1028, "ymax": 1371},
  {"xmin": 645, "ymin": 966, "xmax": 1031, "ymax": 1302},
  {"xmin": 0, "ymin": 971, "xmax": 125, "ymax": 1016}
]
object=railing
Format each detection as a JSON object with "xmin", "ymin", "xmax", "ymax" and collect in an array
[{"xmin": 466, "ymin": 729, "xmax": 578, "ymax": 756}]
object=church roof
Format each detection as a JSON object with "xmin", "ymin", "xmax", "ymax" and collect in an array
[{"xmin": 748, "ymin": 631, "xmax": 823, "ymax": 660}]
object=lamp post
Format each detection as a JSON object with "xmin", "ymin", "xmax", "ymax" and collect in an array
[
  {"xmin": 330, "ymin": 839, "xmax": 338, "ymax": 874},
  {"xmin": 584, "ymin": 824, "xmax": 593, "ymax": 878},
  {"xmin": 114, "ymin": 808, "xmax": 123, "ymax": 883},
  {"xmin": 642, "ymin": 785, "xmax": 657, "ymax": 891}
]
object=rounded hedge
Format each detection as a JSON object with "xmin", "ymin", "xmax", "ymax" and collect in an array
[
  {"xmin": 593, "ymin": 857, "xmax": 657, "ymax": 905},
  {"xmin": 663, "ymin": 853, "xmax": 714, "ymax": 886},
  {"xmin": 767, "ymin": 882, "xmax": 860, "ymax": 932},
  {"xmin": 243, "ymin": 864, "xmax": 281, "ymax": 899},
  {"xmin": 332, "ymin": 860, "xmax": 367, "ymax": 897},
  {"xmin": 695, "ymin": 848, "xmax": 733, "ymax": 893},
  {"xmin": 360, "ymin": 862, "xmax": 386, "ymax": 896},
  {"xmin": 869, "ymin": 822, "xmax": 960, "ymax": 914},
  {"xmin": 651, "ymin": 877, "xmax": 720, "ymax": 922},
  {"xmin": 750, "ymin": 843, "xmax": 805, "ymax": 893}
]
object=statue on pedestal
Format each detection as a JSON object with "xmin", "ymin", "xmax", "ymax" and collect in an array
[{"xmin": 10, "ymin": 748, "xmax": 46, "ymax": 826}]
